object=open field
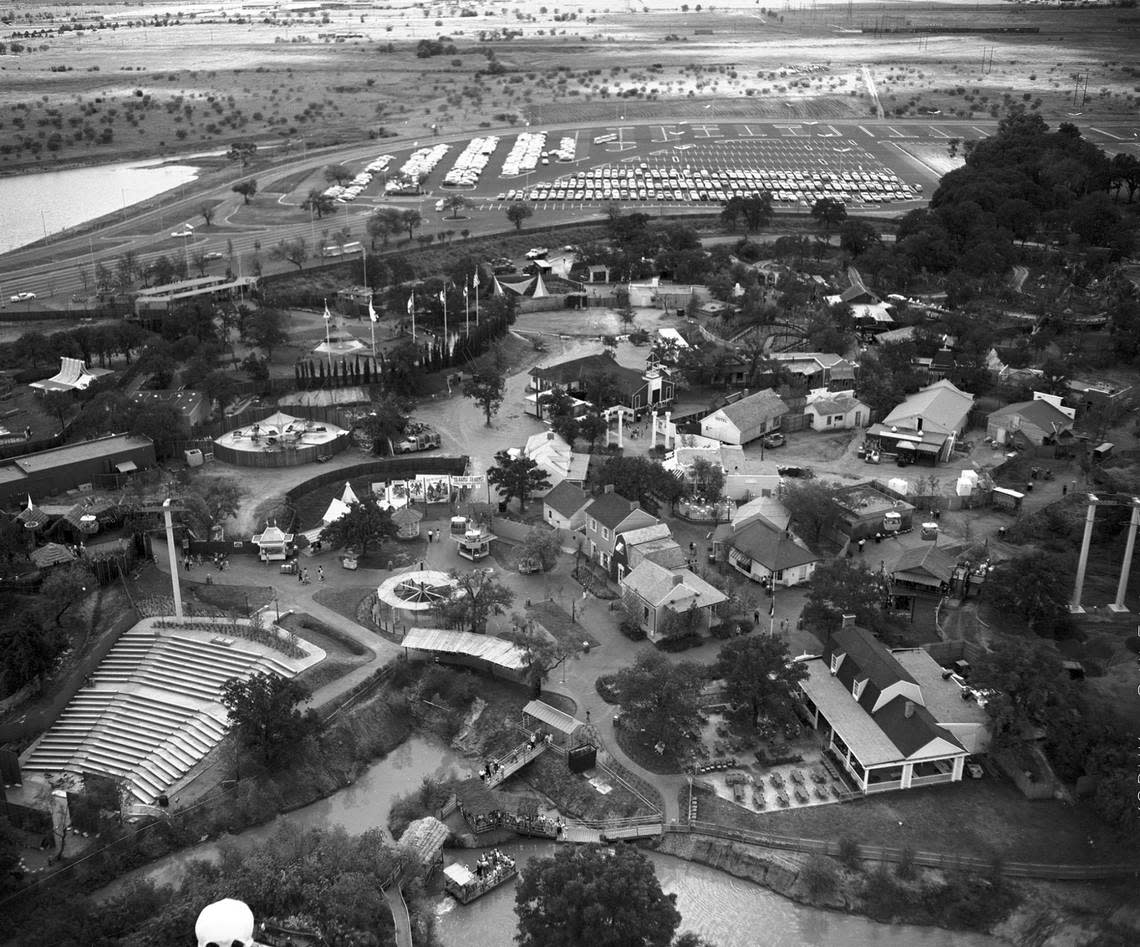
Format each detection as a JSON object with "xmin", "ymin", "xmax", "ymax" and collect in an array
[{"xmin": 2, "ymin": 1, "xmax": 1139, "ymax": 175}]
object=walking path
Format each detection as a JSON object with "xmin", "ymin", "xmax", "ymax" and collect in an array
[{"xmin": 382, "ymin": 885, "xmax": 413, "ymax": 947}]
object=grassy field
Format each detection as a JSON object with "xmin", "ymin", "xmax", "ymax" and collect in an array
[{"xmin": 2, "ymin": 2, "xmax": 1137, "ymax": 173}]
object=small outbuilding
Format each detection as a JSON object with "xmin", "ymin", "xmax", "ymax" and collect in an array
[
  {"xmin": 391, "ymin": 506, "xmax": 424, "ymax": 539},
  {"xmin": 522, "ymin": 699, "xmax": 585, "ymax": 747},
  {"xmin": 252, "ymin": 523, "xmax": 294, "ymax": 562}
]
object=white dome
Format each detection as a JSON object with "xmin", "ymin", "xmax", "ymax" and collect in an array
[{"xmin": 195, "ymin": 898, "xmax": 255, "ymax": 947}]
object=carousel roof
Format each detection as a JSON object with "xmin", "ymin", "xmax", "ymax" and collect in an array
[{"xmin": 377, "ymin": 569, "xmax": 456, "ymax": 611}]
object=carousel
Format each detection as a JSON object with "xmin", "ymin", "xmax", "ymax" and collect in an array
[
  {"xmin": 373, "ymin": 568, "xmax": 456, "ymax": 635},
  {"xmin": 213, "ymin": 410, "xmax": 350, "ymax": 468}
]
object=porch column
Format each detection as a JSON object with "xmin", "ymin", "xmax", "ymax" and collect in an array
[
  {"xmin": 664, "ymin": 410, "xmax": 672, "ymax": 449},
  {"xmin": 650, "ymin": 410, "xmax": 658, "ymax": 448},
  {"xmin": 951, "ymin": 755, "xmax": 965, "ymax": 781},
  {"xmin": 1108, "ymin": 499, "xmax": 1140, "ymax": 613},
  {"xmin": 900, "ymin": 762, "xmax": 913, "ymax": 790},
  {"xmin": 616, "ymin": 409, "xmax": 624, "ymax": 449},
  {"xmin": 1069, "ymin": 495, "xmax": 1099, "ymax": 614}
]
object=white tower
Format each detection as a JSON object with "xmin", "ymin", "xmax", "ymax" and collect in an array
[{"xmin": 195, "ymin": 898, "xmax": 255, "ymax": 947}]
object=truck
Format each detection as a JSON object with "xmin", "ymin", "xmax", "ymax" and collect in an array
[{"xmin": 393, "ymin": 423, "xmax": 441, "ymax": 454}]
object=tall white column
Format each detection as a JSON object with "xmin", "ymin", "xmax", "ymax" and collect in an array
[
  {"xmin": 1069, "ymin": 495, "xmax": 1098, "ymax": 614},
  {"xmin": 163, "ymin": 499, "xmax": 183, "ymax": 619},
  {"xmin": 650, "ymin": 410, "xmax": 658, "ymax": 448},
  {"xmin": 1108, "ymin": 500, "xmax": 1140, "ymax": 613},
  {"xmin": 616, "ymin": 409, "xmax": 624, "ymax": 449}
]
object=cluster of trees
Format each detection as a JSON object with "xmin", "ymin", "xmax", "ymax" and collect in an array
[
  {"xmin": 487, "ymin": 450, "xmax": 551, "ymax": 512},
  {"xmin": 318, "ymin": 496, "xmax": 398, "ymax": 558},
  {"xmin": 221, "ymin": 670, "xmax": 319, "ymax": 767}
]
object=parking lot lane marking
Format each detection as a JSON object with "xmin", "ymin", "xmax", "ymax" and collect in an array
[
  {"xmin": 1090, "ymin": 127, "xmax": 1126, "ymax": 141},
  {"xmin": 886, "ymin": 126, "xmax": 906, "ymax": 138},
  {"xmin": 970, "ymin": 126, "xmax": 991, "ymax": 137},
  {"xmin": 651, "ymin": 125, "xmax": 686, "ymax": 142},
  {"xmin": 738, "ymin": 125, "xmax": 766, "ymax": 137},
  {"xmin": 927, "ymin": 126, "xmax": 951, "ymax": 138},
  {"xmin": 691, "ymin": 124, "xmax": 723, "ymax": 139},
  {"xmin": 774, "ymin": 125, "xmax": 803, "ymax": 137}
]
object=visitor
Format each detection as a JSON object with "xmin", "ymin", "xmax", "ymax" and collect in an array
[
  {"xmin": 1062, "ymin": 484, "xmax": 1068, "ymax": 497},
  {"xmin": 318, "ymin": 566, "xmax": 325, "ymax": 582},
  {"xmin": 302, "ymin": 568, "xmax": 311, "ymax": 584}
]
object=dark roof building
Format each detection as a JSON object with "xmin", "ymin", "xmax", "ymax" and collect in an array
[
  {"xmin": 0, "ymin": 434, "xmax": 155, "ymax": 506},
  {"xmin": 128, "ymin": 389, "xmax": 210, "ymax": 434},
  {"xmin": 527, "ymin": 352, "xmax": 674, "ymax": 419},
  {"xmin": 542, "ymin": 480, "xmax": 590, "ymax": 520}
]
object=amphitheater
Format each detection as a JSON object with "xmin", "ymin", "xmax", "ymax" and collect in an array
[{"xmin": 19, "ymin": 617, "xmax": 324, "ymax": 804}]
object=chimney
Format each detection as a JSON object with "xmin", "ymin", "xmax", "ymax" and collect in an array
[
  {"xmin": 672, "ymin": 574, "xmax": 684, "ymax": 586},
  {"xmin": 841, "ymin": 613, "xmax": 856, "ymax": 628},
  {"xmin": 904, "ymin": 700, "xmax": 915, "ymax": 719},
  {"xmin": 604, "ymin": 484, "xmax": 615, "ymax": 494},
  {"xmin": 916, "ymin": 417, "xmax": 923, "ymax": 432}
]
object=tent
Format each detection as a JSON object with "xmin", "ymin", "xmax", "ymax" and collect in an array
[
  {"xmin": 30, "ymin": 357, "xmax": 113, "ymax": 393},
  {"xmin": 321, "ymin": 481, "xmax": 359, "ymax": 525}
]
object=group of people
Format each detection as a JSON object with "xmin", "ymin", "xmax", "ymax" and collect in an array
[
  {"xmin": 294, "ymin": 565, "xmax": 325, "ymax": 585},
  {"xmin": 473, "ymin": 849, "xmax": 515, "ymax": 884},
  {"xmin": 183, "ymin": 552, "xmax": 228, "ymax": 572},
  {"xmin": 465, "ymin": 807, "xmax": 565, "ymax": 839}
]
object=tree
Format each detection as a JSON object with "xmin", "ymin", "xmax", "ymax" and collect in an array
[
  {"xmin": 713, "ymin": 634, "xmax": 807, "ymax": 728},
  {"xmin": 505, "ymin": 201, "xmax": 533, "ymax": 231},
  {"xmin": 442, "ymin": 194, "xmax": 468, "ymax": 219},
  {"xmin": 839, "ymin": 219, "xmax": 880, "ymax": 256},
  {"xmin": 486, "ymin": 450, "xmax": 551, "ymax": 512},
  {"xmin": 439, "ymin": 569, "xmax": 515, "ymax": 633},
  {"xmin": 302, "ymin": 188, "xmax": 335, "ymax": 219},
  {"xmin": 40, "ymin": 562, "xmax": 95, "ymax": 626},
  {"xmin": 41, "ymin": 389, "xmax": 72, "ymax": 434},
  {"xmin": 781, "ymin": 480, "xmax": 844, "ymax": 547},
  {"xmin": 400, "ymin": 208, "xmax": 423, "ymax": 239},
  {"xmin": 324, "ymin": 163, "xmax": 354, "ymax": 185},
  {"xmin": 801, "ymin": 558, "xmax": 888, "ymax": 635},
  {"xmin": 612, "ymin": 651, "xmax": 705, "ymax": 756},
  {"xmin": 0, "ymin": 515, "xmax": 30, "ymax": 577},
  {"xmin": 318, "ymin": 497, "xmax": 398, "ymax": 558},
  {"xmin": 190, "ymin": 249, "xmax": 210, "ymax": 277},
  {"xmin": 972, "ymin": 637, "xmax": 1071, "ymax": 746},
  {"xmin": 245, "ymin": 306, "xmax": 287, "ymax": 358},
  {"xmin": 687, "ymin": 457, "xmax": 725, "ymax": 501},
  {"xmin": 463, "ymin": 369, "xmax": 506, "ymax": 426},
  {"xmin": 201, "ymin": 369, "xmax": 241, "ymax": 418},
  {"xmin": 368, "ymin": 207, "xmax": 404, "ymax": 248},
  {"xmin": 356, "ymin": 395, "xmax": 409, "ymax": 454},
  {"xmin": 199, "ymin": 202, "xmax": 216, "ymax": 227},
  {"xmin": 596, "ymin": 456, "xmax": 684, "ymax": 517},
  {"xmin": 231, "ymin": 178, "xmax": 258, "ymax": 204},
  {"xmin": 515, "ymin": 845, "xmax": 681, "ymax": 947},
  {"xmin": 576, "ymin": 411, "xmax": 609, "ymax": 452},
  {"xmin": 220, "ymin": 670, "xmax": 317, "ymax": 766},
  {"xmin": 518, "ymin": 528, "xmax": 562, "ymax": 572},
  {"xmin": 270, "ymin": 237, "xmax": 309, "ymax": 271},
  {"xmin": 982, "ymin": 552, "xmax": 1071, "ymax": 635},
  {"xmin": 198, "ymin": 478, "xmax": 243, "ymax": 526},
  {"xmin": 226, "ymin": 141, "xmax": 258, "ymax": 167},
  {"xmin": 502, "ymin": 618, "xmax": 573, "ymax": 696},
  {"xmin": 810, "ymin": 197, "xmax": 847, "ymax": 236},
  {"xmin": 740, "ymin": 192, "xmax": 773, "ymax": 232},
  {"xmin": 0, "ymin": 606, "xmax": 67, "ymax": 692},
  {"xmin": 799, "ymin": 854, "xmax": 839, "ymax": 899}
]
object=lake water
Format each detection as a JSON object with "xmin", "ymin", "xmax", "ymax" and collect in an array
[
  {"xmin": 0, "ymin": 158, "xmax": 200, "ymax": 254},
  {"xmin": 92, "ymin": 737, "xmax": 1002, "ymax": 947}
]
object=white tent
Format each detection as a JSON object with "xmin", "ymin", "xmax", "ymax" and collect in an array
[
  {"xmin": 321, "ymin": 497, "xmax": 350, "ymax": 524},
  {"xmin": 30, "ymin": 357, "xmax": 112, "ymax": 393},
  {"xmin": 530, "ymin": 272, "xmax": 549, "ymax": 298},
  {"xmin": 339, "ymin": 480, "xmax": 359, "ymax": 506}
]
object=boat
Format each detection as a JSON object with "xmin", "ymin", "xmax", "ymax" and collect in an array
[{"xmin": 443, "ymin": 852, "xmax": 518, "ymax": 904}]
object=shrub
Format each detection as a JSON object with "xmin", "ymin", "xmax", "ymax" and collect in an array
[
  {"xmin": 895, "ymin": 845, "xmax": 917, "ymax": 880},
  {"xmin": 595, "ymin": 674, "xmax": 621, "ymax": 703},
  {"xmin": 657, "ymin": 633, "xmax": 702, "ymax": 653},
  {"xmin": 800, "ymin": 854, "xmax": 839, "ymax": 899},
  {"xmin": 837, "ymin": 835, "xmax": 861, "ymax": 869}
]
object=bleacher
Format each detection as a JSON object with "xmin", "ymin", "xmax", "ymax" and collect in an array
[{"xmin": 21, "ymin": 627, "xmax": 298, "ymax": 803}]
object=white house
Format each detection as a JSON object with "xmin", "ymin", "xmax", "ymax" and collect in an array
[
  {"xmin": 866, "ymin": 379, "xmax": 974, "ymax": 464},
  {"xmin": 723, "ymin": 518, "xmax": 819, "ymax": 587},
  {"xmin": 513, "ymin": 431, "xmax": 589, "ymax": 493},
  {"xmin": 542, "ymin": 480, "xmax": 590, "ymax": 532},
  {"xmin": 804, "ymin": 389, "xmax": 869, "ymax": 431},
  {"xmin": 700, "ymin": 389, "xmax": 787, "ymax": 446},
  {"xmin": 619, "ymin": 559, "xmax": 727, "ymax": 642}
]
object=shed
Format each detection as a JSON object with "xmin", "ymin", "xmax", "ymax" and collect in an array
[
  {"xmin": 398, "ymin": 816, "xmax": 449, "ymax": 874},
  {"xmin": 30, "ymin": 542, "xmax": 77, "ymax": 569},
  {"xmin": 1092, "ymin": 442, "xmax": 1114, "ymax": 462},
  {"xmin": 522, "ymin": 699, "xmax": 584, "ymax": 747}
]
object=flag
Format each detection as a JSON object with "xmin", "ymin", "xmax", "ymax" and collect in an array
[
  {"xmin": 322, "ymin": 302, "xmax": 331, "ymax": 321},
  {"xmin": 368, "ymin": 297, "xmax": 377, "ymax": 323},
  {"xmin": 769, "ymin": 596, "xmax": 775, "ymax": 617},
  {"xmin": 462, "ymin": 283, "xmax": 469, "ymax": 300},
  {"xmin": 438, "ymin": 289, "xmax": 446, "ymax": 304},
  {"xmin": 407, "ymin": 294, "xmax": 414, "ymax": 315}
]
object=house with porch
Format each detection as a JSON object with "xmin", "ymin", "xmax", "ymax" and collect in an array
[
  {"xmin": 798, "ymin": 623, "xmax": 986, "ymax": 795},
  {"xmin": 619, "ymin": 559, "xmax": 727, "ymax": 642},
  {"xmin": 527, "ymin": 352, "xmax": 674, "ymax": 420},
  {"xmin": 721, "ymin": 517, "xmax": 819, "ymax": 587},
  {"xmin": 864, "ymin": 379, "xmax": 974, "ymax": 464},
  {"xmin": 582, "ymin": 487, "xmax": 658, "ymax": 572},
  {"xmin": 769, "ymin": 352, "xmax": 857, "ymax": 391}
]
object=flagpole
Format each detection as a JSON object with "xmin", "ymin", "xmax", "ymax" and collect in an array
[
  {"xmin": 464, "ymin": 284, "xmax": 470, "ymax": 333},
  {"xmin": 769, "ymin": 582, "xmax": 776, "ymax": 636},
  {"xmin": 475, "ymin": 275, "xmax": 480, "ymax": 326},
  {"xmin": 442, "ymin": 288, "xmax": 448, "ymax": 354},
  {"xmin": 410, "ymin": 291, "xmax": 416, "ymax": 341},
  {"xmin": 323, "ymin": 299, "xmax": 332, "ymax": 369}
]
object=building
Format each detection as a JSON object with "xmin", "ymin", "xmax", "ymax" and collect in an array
[
  {"xmin": 663, "ymin": 433, "xmax": 745, "ymax": 482},
  {"xmin": 700, "ymin": 388, "xmax": 788, "ymax": 446},
  {"xmin": 891, "ymin": 543, "xmax": 958, "ymax": 594},
  {"xmin": 798, "ymin": 623, "xmax": 989, "ymax": 794},
  {"xmin": 833, "ymin": 482, "xmax": 915, "ymax": 541},
  {"xmin": 723, "ymin": 518, "xmax": 819, "ymax": 587},
  {"xmin": 128, "ymin": 389, "xmax": 211, "ymax": 435},
  {"xmin": 542, "ymin": 480, "xmax": 590, "ymax": 532},
  {"xmin": 865, "ymin": 379, "xmax": 974, "ymax": 464},
  {"xmin": 527, "ymin": 352, "xmax": 675, "ymax": 419},
  {"xmin": 583, "ymin": 487, "xmax": 658, "ymax": 571},
  {"xmin": 769, "ymin": 352, "xmax": 857, "ymax": 391},
  {"xmin": 29, "ymin": 357, "xmax": 114, "ymax": 394},
  {"xmin": 613, "ymin": 522, "xmax": 686, "ymax": 581},
  {"xmin": 0, "ymin": 434, "xmax": 155, "ymax": 506},
  {"xmin": 515, "ymin": 431, "xmax": 589, "ymax": 493},
  {"xmin": 803, "ymin": 390, "xmax": 869, "ymax": 432},
  {"xmin": 619, "ymin": 559, "xmax": 727, "ymax": 642},
  {"xmin": 986, "ymin": 397, "xmax": 1076, "ymax": 448}
]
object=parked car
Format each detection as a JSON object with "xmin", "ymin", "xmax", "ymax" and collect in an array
[
  {"xmin": 203, "ymin": 251, "xmax": 225, "ymax": 261},
  {"xmin": 171, "ymin": 227, "xmax": 194, "ymax": 237},
  {"xmin": 777, "ymin": 465, "xmax": 814, "ymax": 479},
  {"xmin": 761, "ymin": 432, "xmax": 785, "ymax": 449},
  {"xmin": 9, "ymin": 292, "xmax": 36, "ymax": 302}
]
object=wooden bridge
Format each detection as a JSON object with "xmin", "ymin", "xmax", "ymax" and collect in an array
[{"xmin": 485, "ymin": 739, "xmax": 548, "ymax": 789}]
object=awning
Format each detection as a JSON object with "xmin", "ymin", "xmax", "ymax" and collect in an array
[
  {"xmin": 915, "ymin": 443, "xmax": 941, "ymax": 454},
  {"xmin": 115, "ymin": 461, "xmax": 138, "ymax": 473}
]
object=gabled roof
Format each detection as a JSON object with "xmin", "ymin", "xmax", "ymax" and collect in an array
[
  {"xmin": 543, "ymin": 480, "xmax": 590, "ymax": 518},
  {"xmin": 882, "ymin": 380, "xmax": 974, "ymax": 436},
  {"xmin": 825, "ymin": 625, "xmax": 915, "ymax": 710},
  {"xmin": 807, "ymin": 392, "xmax": 868, "ymax": 417},
  {"xmin": 987, "ymin": 399, "xmax": 1074, "ymax": 431},
  {"xmin": 635, "ymin": 537, "xmax": 687, "ymax": 571},
  {"xmin": 531, "ymin": 354, "xmax": 647, "ymax": 399},
  {"xmin": 617, "ymin": 523, "xmax": 673, "ymax": 548},
  {"xmin": 771, "ymin": 352, "xmax": 857, "ymax": 378},
  {"xmin": 523, "ymin": 699, "xmax": 582, "ymax": 735},
  {"xmin": 585, "ymin": 491, "xmax": 643, "ymax": 530},
  {"xmin": 891, "ymin": 544, "xmax": 957, "ymax": 584},
  {"xmin": 706, "ymin": 388, "xmax": 787, "ymax": 431},
  {"xmin": 729, "ymin": 519, "xmax": 818, "ymax": 570},
  {"xmin": 30, "ymin": 542, "xmax": 77, "ymax": 567},
  {"xmin": 621, "ymin": 559, "xmax": 727, "ymax": 611}
]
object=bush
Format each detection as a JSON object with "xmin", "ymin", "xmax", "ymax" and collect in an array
[
  {"xmin": 709, "ymin": 622, "xmax": 735, "ymax": 640},
  {"xmin": 656, "ymin": 633, "xmax": 702, "ymax": 652},
  {"xmin": 837, "ymin": 835, "xmax": 861, "ymax": 869},
  {"xmin": 895, "ymin": 845, "xmax": 917, "ymax": 880},
  {"xmin": 800, "ymin": 853, "xmax": 839, "ymax": 899},
  {"xmin": 595, "ymin": 674, "xmax": 621, "ymax": 703}
]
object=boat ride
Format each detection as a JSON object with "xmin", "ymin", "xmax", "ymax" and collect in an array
[{"xmin": 443, "ymin": 850, "xmax": 518, "ymax": 905}]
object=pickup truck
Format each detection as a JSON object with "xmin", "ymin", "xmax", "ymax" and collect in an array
[{"xmin": 394, "ymin": 425, "xmax": 441, "ymax": 454}]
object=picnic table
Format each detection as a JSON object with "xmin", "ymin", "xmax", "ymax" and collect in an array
[
  {"xmin": 777, "ymin": 793, "xmax": 790, "ymax": 808},
  {"xmin": 811, "ymin": 770, "xmax": 827, "ymax": 784},
  {"xmin": 814, "ymin": 785, "xmax": 828, "ymax": 800},
  {"xmin": 790, "ymin": 770, "xmax": 805, "ymax": 785},
  {"xmin": 794, "ymin": 787, "xmax": 809, "ymax": 804},
  {"xmin": 770, "ymin": 771, "xmax": 784, "ymax": 787}
]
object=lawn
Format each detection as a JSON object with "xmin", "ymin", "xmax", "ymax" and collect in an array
[
  {"xmin": 683, "ymin": 774, "xmax": 1134, "ymax": 866},
  {"xmin": 526, "ymin": 599, "xmax": 600, "ymax": 652},
  {"xmin": 312, "ymin": 585, "xmax": 391, "ymax": 641},
  {"xmin": 614, "ymin": 725, "xmax": 685, "ymax": 776},
  {"xmin": 126, "ymin": 562, "xmax": 272, "ymax": 617}
]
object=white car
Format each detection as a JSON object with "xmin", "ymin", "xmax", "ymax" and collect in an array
[
  {"xmin": 171, "ymin": 228, "xmax": 194, "ymax": 238},
  {"xmin": 10, "ymin": 292, "xmax": 36, "ymax": 302}
]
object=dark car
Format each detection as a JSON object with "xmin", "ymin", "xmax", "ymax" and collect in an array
[
  {"xmin": 761, "ymin": 432, "xmax": 786, "ymax": 449},
  {"xmin": 777, "ymin": 465, "xmax": 814, "ymax": 479}
]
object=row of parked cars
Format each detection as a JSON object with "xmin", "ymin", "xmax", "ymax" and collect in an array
[
  {"xmin": 324, "ymin": 155, "xmax": 394, "ymax": 204},
  {"xmin": 502, "ymin": 131, "xmax": 546, "ymax": 176},
  {"xmin": 442, "ymin": 136, "xmax": 500, "ymax": 189}
]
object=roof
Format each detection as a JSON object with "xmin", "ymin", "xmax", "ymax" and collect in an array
[
  {"xmin": 17, "ymin": 499, "xmax": 50, "ymax": 530},
  {"xmin": 729, "ymin": 519, "xmax": 819, "ymax": 570},
  {"xmin": 706, "ymin": 388, "xmax": 787, "ymax": 432},
  {"xmin": 617, "ymin": 523, "xmax": 673, "ymax": 548},
  {"xmin": 732, "ymin": 496, "xmax": 791, "ymax": 533},
  {"xmin": 585, "ymin": 491, "xmax": 642, "ymax": 530},
  {"xmin": 826, "ymin": 625, "xmax": 916, "ymax": 698},
  {"xmin": 30, "ymin": 542, "xmax": 77, "ymax": 567},
  {"xmin": 401, "ymin": 627, "xmax": 528, "ymax": 671},
  {"xmin": 398, "ymin": 816, "xmax": 449, "ymax": 866},
  {"xmin": 391, "ymin": 506, "xmax": 423, "ymax": 525},
  {"xmin": 621, "ymin": 559, "xmax": 727, "ymax": 611},
  {"xmin": 771, "ymin": 352, "xmax": 856, "ymax": 378},
  {"xmin": 128, "ymin": 389, "xmax": 207, "ymax": 416},
  {"xmin": 523, "ymin": 699, "xmax": 582, "ymax": 735},
  {"xmin": 531, "ymin": 353, "xmax": 647, "ymax": 399},
  {"xmin": 892, "ymin": 544, "xmax": 958, "ymax": 585},
  {"xmin": 9, "ymin": 434, "xmax": 153, "ymax": 475},
  {"xmin": 987, "ymin": 399, "xmax": 1074, "ymax": 431},
  {"xmin": 636, "ymin": 538, "xmax": 687, "ymax": 570},
  {"xmin": 807, "ymin": 393, "xmax": 868, "ymax": 417},
  {"xmin": 893, "ymin": 649, "xmax": 991, "ymax": 728},
  {"xmin": 881, "ymin": 380, "xmax": 974, "ymax": 436},
  {"xmin": 253, "ymin": 524, "xmax": 294, "ymax": 544},
  {"xmin": 543, "ymin": 480, "xmax": 590, "ymax": 518}
]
